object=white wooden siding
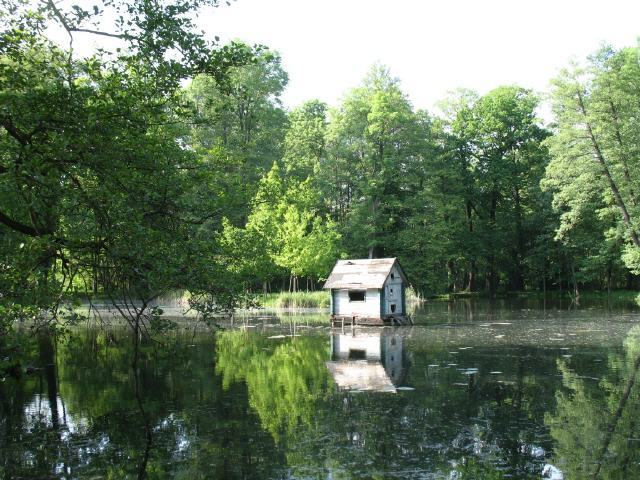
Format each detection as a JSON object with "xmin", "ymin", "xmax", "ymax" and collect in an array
[
  {"xmin": 332, "ymin": 334, "xmax": 382, "ymax": 360},
  {"xmin": 383, "ymin": 265, "xmax": 404, "ymax": 314},
  {"xmin": 381, "ymin": 335, "xmax": 403, "ymax": 382},
  {"xmin": 333, "ymin": 288, "xmax": 381, "ymax": 318}
]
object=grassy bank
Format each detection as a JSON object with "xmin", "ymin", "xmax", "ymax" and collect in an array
[
  {"xmin": 260, "ymin": 287, "xmax": 425, "ymax": 309},
  {"xmin": 260, "ymin": 291, "xmax": 330, "ymax": 309},
  {"xmin": 430, "ymin": 289, "xmax": 640, "ymax": 303}
]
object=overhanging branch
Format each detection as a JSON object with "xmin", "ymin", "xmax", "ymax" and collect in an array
[
  {"xmin": 69, "ymin": 28, "xmax": 127, "ymax": 40},
  {"xmin": 0, "ymin": 117, "xmax": 30, "ymax": 145},
  {"xmin": 0, "ymin": 209, "xmax": 50, "ymax": 236}
]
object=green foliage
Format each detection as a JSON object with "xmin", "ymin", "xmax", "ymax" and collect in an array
[
  {"xmin": 2, "ymin": 0, "xmax": 639, "ymax": 349},
  {"xmin": 216, "ymin": 330, "xmax": 332, "ymax": 442},
  {"xmin": 544, "ymin": 44, "xmax": 640, "ymax": 284},
  {"xmin": 324, "ymin": 65, "xmax": 420, "ymax": 257},
  {"xmin": 545, "ymin": 325, "xmax": 640, "ymax": 478},
  {"xmin": 184, "ymin": 47, "xmax": 288, "ymax": 224},
  {"xmin": 314, "ymin": 66, "xmax": 461, "ymax": 292},
  {"xmin": 282, "ymin": 100, "xmax": 328, "ymax": 180},
  {"xmin": 215, "ymin": 52, "xmax": 638, "ymax": 297},
  {"xmin": 445, "ymin": 86, "xmax": 551, "ymax": 293},
  {"xmin": 260, "ymin": 291, "xmax": 331, "ymax": 309},
  {"xmin": 221, "ymin": 162, "xmax": 342, "ymax": 288},
  {"xmin": 0, "ymin": 1, "xmax": 264, "ymax": 346}
]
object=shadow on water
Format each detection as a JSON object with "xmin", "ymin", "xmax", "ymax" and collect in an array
[
  {"xmin": 411, "ymin": 294, "xmax": 640, "ymax": 326},
  {"xmin": 326, "ymin": 327, "xmax": 406, "ymax": 393},
  {"xmin": 2, "ymin": 297, "xmax": 640, "ymax": 479}
]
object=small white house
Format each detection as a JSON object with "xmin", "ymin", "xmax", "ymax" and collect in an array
[
  {"xmin": 323, "ymin": 258, "xmax": 410, "ymax": 325},
  {"xmin": 326, "ymin": 329, "xmax": 404, "ymax": 393}
]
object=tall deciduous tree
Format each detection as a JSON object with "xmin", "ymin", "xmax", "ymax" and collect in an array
[
  {"xmin": 282, "ymin": 100, "xmax": 328, "ymax": 182},
  {"xmin": 324, "ymin": 65, "xmax": 421, "ymax": 259},
  {"xmin": 544, "ymin": 45, "xmax": 640, "ymax": 278},
  {"xmin": 0, "ymin": 1, "xmax": 259, "ymax": 330},
  {"xmin": 184, "ymin": 48, "xmax": 288, "ymax": 223},
  {"xmin": 221, "ymin": 163, "xmax": 341, "ymax": 290},
  {"xmin": 448, "ymin": 86, "xmax": 550, "ymax": 293}
]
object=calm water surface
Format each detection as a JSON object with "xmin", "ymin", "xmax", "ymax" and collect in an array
[{"xmin": 2, "ymin": 297, "xmax": 640, "ymax": 479}]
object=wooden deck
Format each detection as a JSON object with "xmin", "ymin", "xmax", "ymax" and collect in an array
[{"xmin": 330, "ymin": 314, "xmax": 412, "ymax": 327}]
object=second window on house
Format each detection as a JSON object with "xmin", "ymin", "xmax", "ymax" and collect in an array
[{"xmin": 348, "ymin": 290, "xmax": 366, "ymax": 302}]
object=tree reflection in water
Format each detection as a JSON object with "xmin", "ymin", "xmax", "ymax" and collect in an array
[
  {"xmin": 0, "ymin": 329, "xmax": 288, "ymax": 479},
  {"xmin": 215, "ymin": 327, "xmax": 557, "ymax": 478},
  {"xmin": 2, "ymin": 318, "xmax": 640, "ymax": 479},
  {"xmin": 215, "ymin": 330, "xmax": 332, "ymax": 442},
  {"xmin": 326, "ymin": 327, "xmax": 405, "ymax": 393},
  {"xmin": 546, "ymin": 325, "xmax": 640, "ymax": 479}
]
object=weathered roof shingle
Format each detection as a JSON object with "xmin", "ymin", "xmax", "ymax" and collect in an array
[{"xmin": 323, "ymin": 258, "xmax": 407, "ymax": 289}]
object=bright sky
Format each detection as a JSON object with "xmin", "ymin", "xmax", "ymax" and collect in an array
[{"xmin": 200, "ymin": 0, "xmax": 640, "ymax": 114}]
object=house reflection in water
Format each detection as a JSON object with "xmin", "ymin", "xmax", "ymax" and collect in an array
[{"xmin": 326, "ymin": 328, "xmax": 404, "ymax": 393}]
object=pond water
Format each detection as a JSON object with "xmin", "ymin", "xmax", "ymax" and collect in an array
[{"xmin": 2, "ymin": 297, "xmax": 640, "ymax": 479}]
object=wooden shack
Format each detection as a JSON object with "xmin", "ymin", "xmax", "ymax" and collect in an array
[
  {"xmin": 323, "ymin": 258, "xmax": 411, "ymax": 325},
  {"xmin": 326, "ymin": 328, "xmax": 404, "ymax": 393}
]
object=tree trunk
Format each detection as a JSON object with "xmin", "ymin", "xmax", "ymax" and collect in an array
[
  {"xmin": 447, "ymin": 260, "xmax": 455, "ymax": 292},
  {"xmin": 39, "ymin": 334, "xmax": 60, "ymax": 431},
  {"xmin": 512, "ymin": 186, "xmax": 525, "ymax": 291},
  {"xmin": 465, "ymin": 200, "xmax": 476, "ymax": 292},
  {"xmin": 487, "ymin": 188, "xmax": 498, "ymax": 296},
  {"xmin": 570, "ymin": 262, "xmax": 579, "ymax": 299},
  {"xmin": 559, "ymin": 261, "xmax": 563, "ymax": 297},
  {"xmin": 577, "ymin": 90, "xmax": 640, "ymax": 248},
  {"xmin": 467, "ymin": 260, "xmax": 477, "ymax": 292},
  {"xmin": 92, "ymin": 251, "xmax": 98, "ymax": 294}
]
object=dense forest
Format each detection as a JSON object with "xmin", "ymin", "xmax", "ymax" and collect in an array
[{"xmin": 1, "ymin": 0, "xmax": 640, "ymax": 335}]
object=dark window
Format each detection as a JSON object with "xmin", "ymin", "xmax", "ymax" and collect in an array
[
  {"xmin": 390, "ymin": 304, "xmax": 396, "ymax": 313},
  {"xmin": 390, "ymin": 273, "xmax": 395, "ymax": 280},
  {"xmin": 390, "ymin": 288, "xmax": 394, "ymax": 294},
  {"xmin": 349, "ymin": 290, "xmax": 366, "ymax": 302},
  {"xmin": 349, "ymin": 349, "xmax": 366, "ymax": 360}
]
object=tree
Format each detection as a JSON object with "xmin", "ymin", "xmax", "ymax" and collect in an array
[
  {"xmin": 447, "ymin": 86, "xmax": 550, "ymax": 293},
  {"xmin": 184, "ymin": 47, "xmax": 288, "ymax": 224},
  {"xmin": 221, "ymin": 164, "xmax": 341, "ymax": 291},
  {"xmin": 323, "ymin": 65, "xmax": 423, "ymax": 259},
  {"xmin": 282, "ymin": 100, "xmax": 328, "ymax": 182},
  {"xmin": 544, "ymin": 45, "xmax": 640, "ymax": 280},
  {"xmin": 392, "ymin": 111, "xmax": 467, "ymax": 294},
  {"xmin": 0, "ymin": 0, "xmax": 261, "ymax": 372}
]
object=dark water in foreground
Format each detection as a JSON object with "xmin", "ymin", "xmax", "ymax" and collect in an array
[{"xmin": 2, "ymin": 297, "xmax": 640, "ymax": 479}]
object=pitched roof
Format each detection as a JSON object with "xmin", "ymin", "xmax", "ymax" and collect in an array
[
  {"xmin": 326, "ymin": 361, "xmax": 397, "ymax": 393},
  {"xmin": 323, "ymin": 258, "xmax": 407, "ymax": 289}
]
